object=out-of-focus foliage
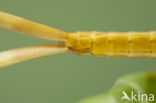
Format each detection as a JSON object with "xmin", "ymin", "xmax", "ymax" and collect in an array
[{"xmin": 78, "ymin": 72, "xmax": 156, "ymax": 103}]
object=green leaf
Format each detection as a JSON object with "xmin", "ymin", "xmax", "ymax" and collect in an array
[{"xmin": 78, "ymin": 72, "xmax": 156, "ymax": 103}]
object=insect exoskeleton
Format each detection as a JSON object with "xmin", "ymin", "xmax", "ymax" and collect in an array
[
  {"xmin": 67, "ymin": 31, "xmax": 156, "ymax": 58},
  {"xmin": 67, "ymin": 32, "xmax": 93, "ymax": 55}
]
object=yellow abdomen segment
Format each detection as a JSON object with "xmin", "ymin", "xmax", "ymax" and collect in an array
[{"xmin": 67, "ymin": 31, "xmax": 156, "ymax": 58}]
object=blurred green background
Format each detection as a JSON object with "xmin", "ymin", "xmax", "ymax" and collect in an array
[{"xmin": 0, "ymin": 0, "xmax": 156, "ymax": 103}]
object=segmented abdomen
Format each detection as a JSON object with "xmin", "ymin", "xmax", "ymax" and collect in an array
[{"xmin": 67, "ymin": 31, "xmax": 156, "ymax": 58}]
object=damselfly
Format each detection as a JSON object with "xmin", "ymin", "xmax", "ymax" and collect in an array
[{"xmin": 0, "ymin": 11, "xmax": 155, "ymax": 68}]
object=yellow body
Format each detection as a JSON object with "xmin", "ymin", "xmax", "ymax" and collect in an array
[
  {"xmin": 0, "ymin": 11, "xmax": 156, "ymax": 68},
  {"xmin": 67, "ymin": 31, "xmax": 156, "ymax": 58}
]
